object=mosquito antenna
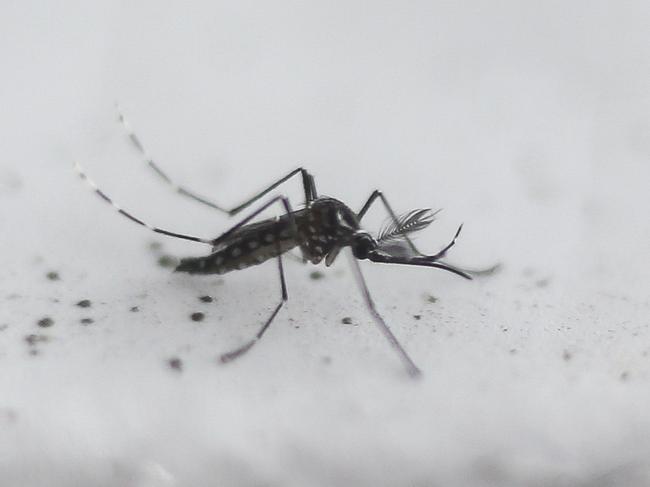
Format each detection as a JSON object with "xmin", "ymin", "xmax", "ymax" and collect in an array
[
  {"xmin": 347, "ymin": 250, "xmax": 421, "ymax": 378},
  {"xmin": 74, "ymin": 161, "xmax": 212, "ymax": 244}
]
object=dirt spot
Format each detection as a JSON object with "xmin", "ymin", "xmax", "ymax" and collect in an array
[
  {"xmin": 309, "ymin": 271, "xmax": 325, "ymax": 280},
  {"xmin": 46, "ymin": 271, "xmax": 60, "ymax": 281},
  {"xmin": 157, "ymin": 255, "xmax": 179, "ymax": 269},
  {"xmin": 80, "ymin": 318, "xmax": 94, "ymax": 325},
  {"xmin": 424, "ymin": 294, "xmax": 438, "ymax": 304},
  {"xmin": 413, "ymin": 314, "xmax": 422, "ymax": 320},
  {"xmin": 130, "ymin": 306, "xmax": 140, "ymax": 312},
  {"xmin": 341, "ymin": 317, "xmax": 353, "ymax": 325},
  {"xmin": 190, "ymin": 312, "xmax": 205, "ymax": 322},
  {"xmin": 149, "ymin": 241, "xmax": 163, "ymax": 252},
  {"xmin": 24, "ymin": 334, "xmax": 49, "ymax": 346},
  {"xmin": 167, "ymin": 357, "xmax": 183, "ymax": 372},
  {"xmin": 37, "ymin": 317, "xmax": 54, "ymax": 328},
  {"xmin": 199, "ymin": 295, "xmax": 213, "ymax": 303},
  {"xmin": 0, "ymin": 408, "xmax": 17, "ymax": 424},
  {"xmin": 76, "ymin": 299, "xmax": 92, "ymax": 308},
  {"xmin": 562, "ymin": 350, "xmax": 572, "ymax": 361}
]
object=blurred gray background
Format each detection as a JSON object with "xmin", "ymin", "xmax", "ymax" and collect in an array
[{"xmin": 1, "ymin": 1, "xmax": 649, "ymax": 486}]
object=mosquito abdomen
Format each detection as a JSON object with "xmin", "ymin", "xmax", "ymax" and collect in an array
[{"xmin": 175, "ymin": 219, "xmax": 299, "ymax": 275}]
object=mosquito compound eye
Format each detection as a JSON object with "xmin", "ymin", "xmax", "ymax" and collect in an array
[{"xmin": 352, "ymin": 233, "xmax": 375, "ymax": 259}]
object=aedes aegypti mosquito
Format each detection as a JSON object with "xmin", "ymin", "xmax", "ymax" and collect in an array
[{"xmin": 75, "ymin": 108, "xmax": 495, "ymax": 378}]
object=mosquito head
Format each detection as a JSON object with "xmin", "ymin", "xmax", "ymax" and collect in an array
[
  {"xmin": 351, "ymin": 230, "xmax": 378, "ymax": 260},
  {"xmin": 354, "ymin": 208, "xmax": 473, "ymax": 279}
]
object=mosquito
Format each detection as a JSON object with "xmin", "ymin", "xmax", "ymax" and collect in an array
[{"xmin": 75, "ymin": 108, "xmax": 495, "ymax": 378}]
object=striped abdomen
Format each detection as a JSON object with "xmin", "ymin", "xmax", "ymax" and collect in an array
[{"xmin": 175, "ymin": 217, "xmax": 300, "ymax": 275}]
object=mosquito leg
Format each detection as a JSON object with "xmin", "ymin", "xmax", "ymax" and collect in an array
[
  {"xmin": 116, "ymin": 104, "xmax": 317, "ymax": 214},
  {"xmin": 116, "ymin": 103, "xmax": 230, "ymax": 214},
  {"xmin": 219, "ymin": 253, "xmax": 288, "ymax": 363},
  {"xmin": 347, "ymin": 250, "xmax": 421, "ymax": 378},
  {"xmin": 210, "ymin": 194, "xmax": 296, "ymax": 249},
  {"xmin": 227, "ymin": 167, "xmax": 316, "ymax": 215},
  {"xmin": 425, "ymin": 224, "xmax": 463, "ymax": 261},
  {"xmin": 357, "ymin": 190, "xmax": 421, "ymax": 255},
  {"xmin": 75, "ymin": 162, "xmax": 212, "ymax": 244}
]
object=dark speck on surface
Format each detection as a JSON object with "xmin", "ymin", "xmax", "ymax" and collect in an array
[
  {"xmin": 25, "ymin": 334, "xmax": 49, "ymax": 346},
  {"xmin": 130, "ymin": 306, "xmax": 140, "ymax": 312},
  {"xmin": 321, "ymin": 356, "xmax": 332, "ymax": 365},
  {"xmin": 149, "ymin": 241, "xmax": 163, "ymax": 251},
  {"xmin": 191, "ymin": 312, "xmax": 205, "ymax": 322},
  {"xmin": 563, "ymin": 350, "xmax": 573, "ymax": 361},
  {"xmin": 413, "ymin": 314, "xmax": 422, "ymax": 320},
  {"xmin": 76, "ymin": 299, "xmax": 92, "ymax": 308},
  {"xmin": 341, "ymin": 317, "xmax": 353, "ymax": 325},
  {"xmin": 168, "ymin": 357, "xmax": 183, "ymax": 372},
  {"xmin": 620, "ymin": 371, "xmax": 629, "ymax": 382},
  {"xmin": 309, "ymin": 270, "xmax": 325, "ymax": 280},
  {"xmin": 157, "ymin": 255, "xmax": 178, "ymax": 268},
  {"xmin": 424, "ymin": 294, "xmax": 438, "ymax": 304},
  {"xmin": 80, "ymin": 318, "xmax": 94, "ymax": 325},
  {"xmin": 199, "ymin": 295, "xmax": 213, "ymax": 303},
  {"xmin": 37, "ymin": 317, "xmax": 54, "ymax": 328},
  {"xmin": 0, "ymin": 408, "xmax": 17, "ymax": 423},
  {"xmin": 46, "ymin": 271, "xmax": 60, "ymax": 281},
  {"xmin": 535, "ymin": 278, "xmax": 550, "ymax": 288}
]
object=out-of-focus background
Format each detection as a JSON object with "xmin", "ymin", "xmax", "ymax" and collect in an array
[{"xmin": 1, "ymin": 1, "xmax": 649, "ymax": 485}]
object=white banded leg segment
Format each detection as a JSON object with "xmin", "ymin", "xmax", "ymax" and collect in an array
[
  {"xmin": 115, "ymin": 103, "xmax": 229, "ymax": 213},
  {"xmin": 74, "ymin": 161, "xmax": 212, "ymax": 244}
]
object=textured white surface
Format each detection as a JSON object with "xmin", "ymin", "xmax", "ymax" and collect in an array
[{"xmin": 1, "ymin": 1, "xmax": 650, "ymax": 486}]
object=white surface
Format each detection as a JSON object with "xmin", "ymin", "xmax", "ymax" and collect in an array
[{"xmin": 1, "ymin": 1, "xmax": 649, "ymax": 486}]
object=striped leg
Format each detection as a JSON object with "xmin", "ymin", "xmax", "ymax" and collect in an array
[
  {"xmin": 116, "ymin": 104, "xmax": 318, "ymax": 214},
  {"xmin": 219, "ymin": 253, "xmax": 289, "ymax": 363},
  {"xmin": 74, "ymin": 161, "xmax": 212, "ymax": 244}
]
